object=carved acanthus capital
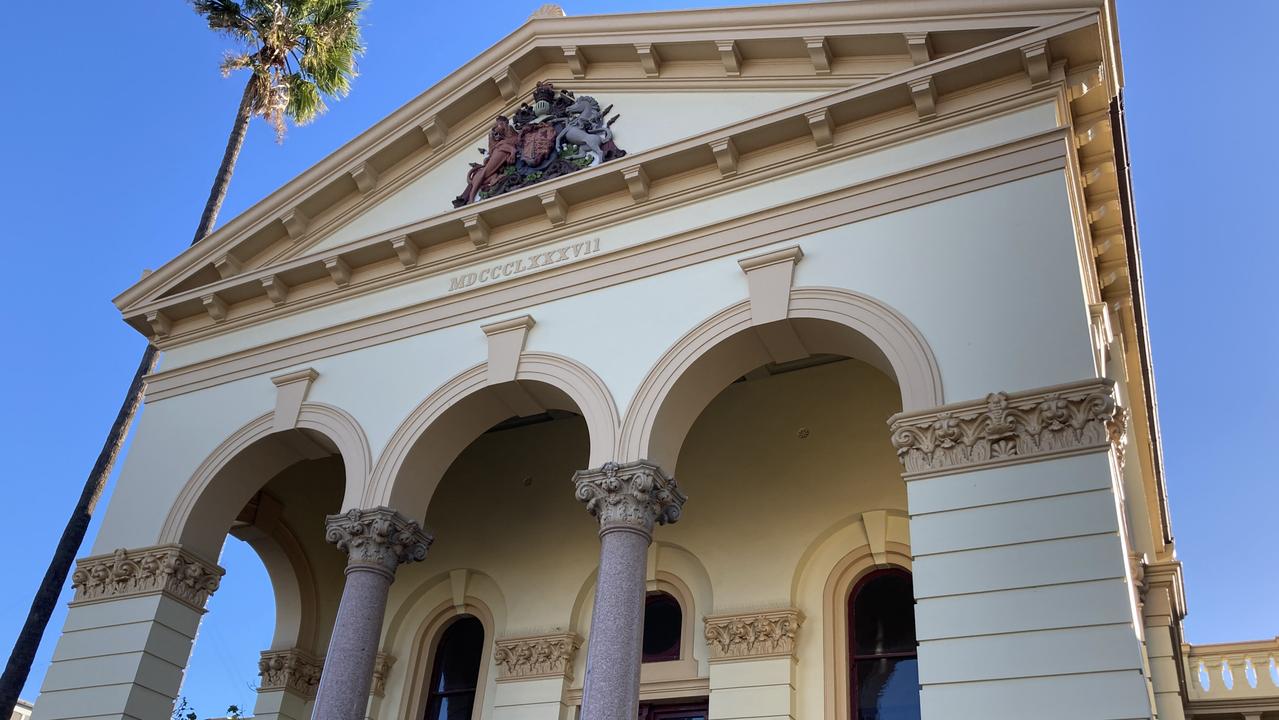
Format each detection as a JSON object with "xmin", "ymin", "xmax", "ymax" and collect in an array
[
  {"xmin": 324, "ymin": 507, "xmax": 433, "ymax": 574},
  {"xmin": 704, "ymin": 609, "xmax": 803, "ymax": 662},
  {"xmin": 573, "ymin": 461, "xmax": 686, "ymax": 533},
  {"xmin": 888, "ymin": 379, "xmax": 1127, "ymax": 478},
  {"xmin": 370, "ymin": 652, "xmax": 396, "ymax": 697},
  {"xmin": 258, "ymin": 648, "xmax": 322, "ymax": 697},
  {"xmin": 70, "ymin": 545, "xmax": 224, "ymax": 611},
  {"xmin": 493, "ymin": 632, "xmax": 581, "ymax": 681}
]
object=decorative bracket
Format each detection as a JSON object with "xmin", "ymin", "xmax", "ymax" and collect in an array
[
  {"xmin": 350, "ymin": 161, "xmax": 379, "ymax": 194},
  {"xmin": 804, "ymin": 36, "xmax": 832, "ymax": 75},
  {"xmin": 464, "ymin": 214, "xmax": 490, "ymax": 248},
  {"xmin": 716, "ymin": 40, "xmax": 742, "ymax": 76},
  {"xmin": 389, "ymin": 235, "xmax": 419, "ymax": 268},
  {"xmin": 562, "ymin": 45, "xmax": 587, "ymax": 78},
  {"xmin": 261, "ymin": 275, "xmax": 289, "ymax": 306},
  {"xmin": 635, "ymin": 43, "xmax": 661, "ymax": 77},
  {"xmin": 904, "ymin": 32, "xmax": 932, "ymax": 65},
  {"xmin": 622, "ymin": 164, "xmax": 650, "ymax": 202},
  {"xmin": 805, "ymin": 108, "xmax": 834, "ymax": 150},
  {"xmin": 909, "ymin": 76, "xmax": 937, "ymax": 118},
  {"xmin": 710, "ymin": 137, "xmax": 739, "ymax": 177}
]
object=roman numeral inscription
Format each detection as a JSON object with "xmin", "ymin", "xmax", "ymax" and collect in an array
[{"xmin": 449, "ymin": 237, "xmax": 601, "ymax": 292}]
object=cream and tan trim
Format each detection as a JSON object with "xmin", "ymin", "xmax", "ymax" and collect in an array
[
  {"xmin": 888, "ymin": 378, "xmax": 1126, "ymax": 479},
  {"xmin": 117, "ymin": 16, "xmax": 1097, "ymax": 340},
  {"xmin": 69, "ymin": 544, "xmax": 224, "ymax": 612},
  {"xmin": 703, "ymin": 609, "xmax": 802, "ymax": 663},
  {"xmin": 114, "ymin": 2, "xmax": 1103, "ymax": 317},
  {"xmin": 492, "ymin": 632, "xmax": 581, "ymax": 682},
  {"xmin": 144, "ymin": 126, "xmax": 1065, "ymax": 402},
  {"xmin": 258, "ymin": 648, "xmax": 323, "ymax": 698}
]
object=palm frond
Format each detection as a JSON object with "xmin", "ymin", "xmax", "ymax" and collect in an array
[{"xmin": 192, "ymin": 0, "xmax": 367, "ymax": 141}]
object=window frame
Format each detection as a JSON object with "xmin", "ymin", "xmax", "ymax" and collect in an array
[
  {"xmin": 421, "ymin": 614, "xmax": 485, "ymax": 720},
  {"xmin": 642, "ymin": 590, "xmax": 684, "ymax": 663},
  {"xmin": 846, "ymin": 567, "xmax": 919, "ymax": 720}
]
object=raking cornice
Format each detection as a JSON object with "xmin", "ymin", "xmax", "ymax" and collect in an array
[
  {"xmin": 116, "ymin": 13, "xmax": 1101, "ymax": 343},
  {"xmin": 113, "ymin": 1, "xmax": 1106, "ymax": 316}
]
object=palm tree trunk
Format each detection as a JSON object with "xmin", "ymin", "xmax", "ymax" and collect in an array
[{"xmin": 0, "ymin": 76, "xmax": 257, "ymax": 717}]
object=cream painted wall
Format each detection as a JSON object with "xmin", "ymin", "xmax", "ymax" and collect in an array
[
  {"xmin": 160, "ymin": 100, "xmax": 1060, "ymax": 370},
  {"xmin": 106, "ymin": 164, "xmax": 1095, "ymax": 554},
  {"xmin": 306, "ymin": 90, "xmax": 824, "ymax": 255},
  {"xmin": 376, "ymin": 357, "xmax": 905, "ymax": 715}
]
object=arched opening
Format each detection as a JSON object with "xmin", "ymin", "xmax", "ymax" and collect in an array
[
  {"xmin": 626, "ymin": 297, "xmax": 927, "ymax": 715},
  {"xmin": 373, "ymin": 360, "xmax": 613, "ymax": 713},
  {"xmin": 847, "ymin": 569, "xmax": 919, "ymax": 720},
  {"xmin": 421, "ymin": 615, "xmax": 485, "ymax": 720},
  {"xmin": 163, "ymin": 410, "xmax": 364, "ymax": 718}
]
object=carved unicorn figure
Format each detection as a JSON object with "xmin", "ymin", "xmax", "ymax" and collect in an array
[{"xmin": 555, "ymin": 95, "xmax": 617, "ymax": 166}]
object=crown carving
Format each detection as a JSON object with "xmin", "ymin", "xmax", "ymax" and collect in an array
[
  {"xmin": 704, "ymin": 609, "xmax": 803, "ymax": 662},
  {"xmin": 493, "ymin": 632, "xmax": 581, "ymax": 681},
  {"xmin": 70, "ymin": 545, "xmax": 224, "ymax": 610},
  {"xmin": 888, "ymin": 379, "xmax": 1126, "ymax": 477},
  {"xmin": 573, "ymin": 461, "xmax": 686, "ymax": 533},
  {"xmin": 324, "ymin": 507, "xmax": 433, "ymax": 574},
  {"xmin": 258, "ymin": 648, "xmax": 322, "ymax": 697}
]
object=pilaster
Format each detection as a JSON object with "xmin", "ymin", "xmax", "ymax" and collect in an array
[
  {"xmin": 705, "ymin": 609, "xmax": 802, "ymax": 720},
  {"xmin": 490, "ymin": 633, "xmax": 581, "ymax": 720},
  {"xmin": 255, "ymin": 648, "xmax": 322, "ymax": 720},
  {"xmin": 31, "ymin": 546, "xmax": 224, "ymax": 720},
  {"xmin": 892, "ymin": 379, "xmax": 1154, "ymax": 719}
]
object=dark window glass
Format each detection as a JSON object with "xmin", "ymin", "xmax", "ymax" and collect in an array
[
  {"xmin": 848, "ymin": 570, "xmax": 920, "ymax": 720},
  {"xmin": 642, "ymin": 592, "xmax": 682, "ymax": 662},
  {"xmin": 639, "ymin": 699, "xmax": 709, "ymax": 719},
  {"xmin": 423, "ymin": 615, "xmax": 483, "ymax": 720}
]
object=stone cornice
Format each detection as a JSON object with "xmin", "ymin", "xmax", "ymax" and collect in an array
[
  {"xmin": 493, "ymin": 632, "xmax": 581, "ymax": 682},
  {"xmin": 324, "ymin": 507, "xmax": 433, "ymax": 575},
  {"xmin": 888, "ymin": 378, "xmax": 1126, "ymax": 478},
  {"xmin": 69, "ymin": 545, "xmax": 224, "ymax": 611},
  {"xmin": 704, "ymin": 609, "xmax": 803, "ymax": 662},
  {"xmin": 573, "ymin": 461, "xmax": 686, "ymax": 534},
  {"xmin": 115, "ymin": 3, "xmax": 1100, "ymax": 319},
  {"xmin": 117, "ymin": 15, "xmax": 1102, "ymax": 344},
  {"xmin": 258, "ymin": 648, "xmax": 322, "ymax": 698}
]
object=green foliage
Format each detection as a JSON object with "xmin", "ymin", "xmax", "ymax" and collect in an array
[
  {"xmin": 191, "ymin": 0, "xmax": 367, "ymax": 140},
  {"xmin": 172, "ymin": 696, "xmax": 197, "ymax": 720}
]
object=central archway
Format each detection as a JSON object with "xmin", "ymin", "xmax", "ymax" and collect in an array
[{"xmin": 620, "ymin": 287, "xmax": 943, "ymax": 472}]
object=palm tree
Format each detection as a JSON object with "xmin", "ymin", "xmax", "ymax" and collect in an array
[{"xmin": 0, "ymin": 2, "xmax": 365, "ymax": 715}]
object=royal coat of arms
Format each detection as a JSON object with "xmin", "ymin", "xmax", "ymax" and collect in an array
[{"xmin": 452, "ymin": 81, "xmax": 626, "ymax": 208}]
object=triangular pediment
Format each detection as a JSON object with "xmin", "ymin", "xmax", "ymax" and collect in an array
[{"xmin": 116, "ymin": 1, "xmax": 1118, "ymax": 340}]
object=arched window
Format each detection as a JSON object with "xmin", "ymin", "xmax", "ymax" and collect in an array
[
  {"xmin": 642, "ymin": 591, "xmax": 683, "ymax": 663},
  {"xmin": 423, "ymin": 615, "xmax": 484, "ymax": 720},
  {"xmin": 848, "ymin": 569, "xmax": 920, "ymax": 720}
]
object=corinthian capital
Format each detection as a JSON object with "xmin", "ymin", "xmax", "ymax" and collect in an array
[
  {"xmin": 324, "ymin": 507, "xmax": 433, "ymax": 574},
  {"xmin": 573, "ymin": 461, "xmax": 686, "ymax": 533}
]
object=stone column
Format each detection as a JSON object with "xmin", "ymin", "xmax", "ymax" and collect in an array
[
  {"xmin": 312, "ymin": 508, "xmax": 432, "ymax": 720},
  {"xmin": 1140, "ymin": 561, "xmax": 1187, "ymax": 720},
  {"xmin": 31, "ymin": 545, "xmax": 223, "ymax": 720},
  {"xmin": 573, "ymin": 461, "xmax": 686, "ymax": 720}
]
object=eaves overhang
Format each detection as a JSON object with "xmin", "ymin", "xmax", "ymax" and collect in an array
[
  {"xmin": 117, "ymin": 12, "xmax": 1115, "ymax": 344},
  {"xmin": 113, "ymin": 0, "xmax": 1113, "ymax": 317}
]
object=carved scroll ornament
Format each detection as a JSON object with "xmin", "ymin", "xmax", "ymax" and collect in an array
[
  {"xmin": 70, "ymin": 545, "xmax": 224, "ymax": 610},
  {"xmin": 258, "ymin": 648, "xmax": 323, "ymax": 697},
  {"xmin": 493, "ymin": 632, "xmax": 581, "ymax": 681},
  {"xmin": 888, "ymin": 379, "xmax": 1126, "ymax": 477},
  {"xmin": 704, "ymin": 609, "xmax": 803, "ymax": 662},
  {"xmin": 371, "ymin": 652, "xmax": 396, "ymax": 697},
  {"xmin": 573, "ymin": 461, "xmax": 686, "ymax": 533},
  {"xmin": 324, "ymin": 507, "xmax": 434, "ymax": 574}
]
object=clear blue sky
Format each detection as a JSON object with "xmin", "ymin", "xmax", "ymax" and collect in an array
[{"xmin": 1, "ymin": 1, "xmax": 1274, "ymax": 714}]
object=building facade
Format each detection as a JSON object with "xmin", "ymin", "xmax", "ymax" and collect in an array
[{"xmin": 30, "ymin": 2, "xmax": 1279, "ymax": 720}]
